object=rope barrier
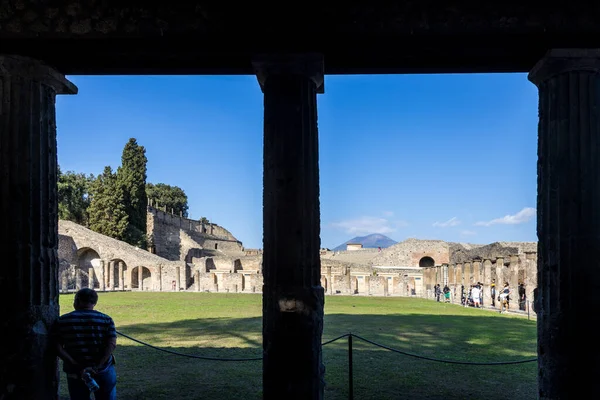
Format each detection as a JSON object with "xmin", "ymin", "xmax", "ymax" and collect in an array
[
  {"xmin": 116, "ymin": 330, "xmax": 537, "ymax": 365},
  {"xmin": 116, "ymin": 331, "xmax": 262, "ymax": 361},
  {"xmin": 351, "ymin": 334, "xmax": 537, "ymax": 365},
  {"xmin": 322, "ymin": 333, "xmax": 350, "ymax": 346}
]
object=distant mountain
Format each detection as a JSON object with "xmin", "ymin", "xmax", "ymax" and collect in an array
[{"xmin": 332, "ymin": 234, "xmax": 397, "ymax": 252}]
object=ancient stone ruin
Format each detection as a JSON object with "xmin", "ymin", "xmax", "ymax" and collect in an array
[{"xmin": 58, "ymin": 208, "xmax": 537, "ymax": 314}]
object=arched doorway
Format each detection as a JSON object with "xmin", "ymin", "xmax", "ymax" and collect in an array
[
  {"xmin": 320, "ymin": 276, "xmax": 328, "ymax": 292},
  {"xmin": 419, "ymin": 256, "xmax": 435, "ymax": 268},
  {"xmin": 109, "ymin": 259, "xmax": 128, "ymax": 290},
  {"xmin": 131, "ymin": 266, "xmax": 152, "ymax": 290},
  {"xmin": 77, "ymin": 247, "xmax": 101, "ymax": 289}
]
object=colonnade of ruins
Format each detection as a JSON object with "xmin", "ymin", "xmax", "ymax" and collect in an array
[
  {"xmin": 423, "ymin": 253, "xmax": 537, "ymax": 310},
  {"xmin": 2, "ymin": 49, "xmax": 600, "ymax": 399},
  {"xmin": 61, "ymin": 260, "xmax": 128, "ymax": 292}
]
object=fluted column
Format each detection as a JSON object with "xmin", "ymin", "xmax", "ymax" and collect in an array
[
  {"xmin": 254, "ymin": 54, "xmax": 325, "ymax": 400},
  {"xmin": 0, "ymin": 55, "xmax": 77, "ymax": 400},
  {"xmin": 529, "ymin": 48, "xmax": 600, "ymax": 399}
]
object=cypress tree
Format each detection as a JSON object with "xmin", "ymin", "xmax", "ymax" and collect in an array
[
  {"xmin": 117, "ymin": 138, "xmax": 148, "ymax": 247},
  {"xmin": 88, "ymin": 166, "xmax": 128, "ymax": 240}
]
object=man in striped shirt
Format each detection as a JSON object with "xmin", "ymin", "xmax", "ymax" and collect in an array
[{"xmin": 53, "ymin": 288, "xmax": 117, "ymax": 400}]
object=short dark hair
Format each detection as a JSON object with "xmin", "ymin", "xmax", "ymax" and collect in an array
[{"xmin": 75, "ymin": 288, "xmax": 98, "ymax": 305}]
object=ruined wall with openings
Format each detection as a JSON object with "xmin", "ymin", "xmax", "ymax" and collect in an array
[{"xmin": 146, "ymin": 206, "xmax": 244, "ymax": 262}]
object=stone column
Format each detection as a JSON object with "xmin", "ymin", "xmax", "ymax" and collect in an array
[
  {"xmin": 529, "ymin": 49, "xmax": 600, "ymax": 398},
  {"xmin": 75, "ymin": 270, "xmax": 82, "ymax": 291},
  {"xmin": 463, "ymin": 261, "xmax": 472, "ymax": 285},
  {"xmin": 254, "ymin": 54, "xmax": 325, "ymax": 400},
  {"xmin": 158, "ymin": 265, "xmax": 163, "ymax": 291},
  {"xmin": 326, "ymin": 266, "xmax": 333, "ymax": 295},
  {"xmin": 0, "ymin": 55, "xmax": 76, "ymax": 399},
  {"xmin": 137, "ymin": 267, "xmax": 143, "ymax": 290},
  {"xmin": 195, "ymin": 270, "xmax": 200, "ymax": 291},
  {"xmin": 99, "ymin": 260, "xmax": 106, "ymax": 291},
  {"xmin": 108, "ymin": 261, "xmax": 114, "ymax": 290},
  {"xmin": 88, "ymin": 267, "xmax": 95, "ymax": 289},
  {"xmin": 495, "ymin": 257, "xmax": 504, "ymax": 285},
  {"xmin": 175, "ymin": 266, "xmax": 181, "ymax": 291},
  {"xmin": 60, "ymin": 271, "xmax": 67, "ymax": 292},
  {"xmin": 483, "ymin": 259, "xmax": 492, "ymax": 305},
  {"xmin": 471, "ymin": 259, "xmax": 481, "ymax": 284},
  {"xmin": 118, "ymin": 261, "xmax": 124, "ymax": 290},
  {"xmin": 508, "ymin": 255, "xmax": 519, "ymax": 292}
]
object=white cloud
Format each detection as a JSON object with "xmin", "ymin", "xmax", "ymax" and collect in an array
[
  {"xmin": 475, "ymin": 207, "xmax": 536, "ymax": 227},
  {"xmin": 329, "ymin": 216, "xmax": 408, "ymax": 235},
  {"xmin": 382, "ymin": 211, "xmax": 395, "ymax": 217},
  {"xmin": 433, "ymin": 217, "xmax": 461, "ymax": 228},
  {"xmin": 460, "ymin": 230, "xmax": 477, "ymax": 236}
]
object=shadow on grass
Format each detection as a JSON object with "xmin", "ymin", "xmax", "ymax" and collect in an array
[{"xmin": 61, "ymin": 313, "xmax": 537, "ymax": 400}]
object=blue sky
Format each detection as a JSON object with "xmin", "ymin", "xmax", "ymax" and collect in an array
[{"xmin": 56, "ymin": 73, "xmax": 538, "ymax": 249}]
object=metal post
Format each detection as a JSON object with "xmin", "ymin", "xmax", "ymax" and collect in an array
[{"xmin": 348, "ymin": 334, "xmax": 354, "ymax": 400}]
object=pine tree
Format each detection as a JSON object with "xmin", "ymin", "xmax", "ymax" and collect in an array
[
  {"xmin": 117, "ymin": 138, "xmax": 148, "ymax": 247},
  {"xmin": 88, "ymin": 166, "xmax": 128, "ymax": 240}
]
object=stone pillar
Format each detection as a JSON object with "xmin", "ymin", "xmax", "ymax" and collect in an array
[
  {"xmin": 158, "ymin": 265, "xmax": 162, "ymax": 292},
  {"xmin": 137, "ymin": 267, "xmax": 143, "ymax": 290},
  {"xmin": 118, "ymin": 261, "xmax": 124, "ymax": 290},
  {"xmin": 99, "ymin": 260, "xmax": 106, "ymax": 291},
  {"xmin": 529, "ymin": 48, "xmax": 600, "ymax": 398},
  {"xmin": 441, "ymin": 264, "xmax": 448, "ymax": 286},
  {"xmin": 61, "ymin": 272, "xmax": 68, "ymax": 292},
  {"xmin": 75, "ymin": 270, "xmax": 82, "ymax": 291},
  {"xmin": 195, "ymin": 270, "xmax": 200, "ymax": 292},
  {"xmin": 483, "ymin": 259, "xmax": 492, "ymax": 305},
  {"xmin": 472, "ymin": 259, "xmax": 481, "ymax": 284},
  {"xmin": 175, "ymin": 266, "xmax": 181, "ymax": 291},
  {"xmin": 463, "ymin": 262, "xmax": 472, "ymax": 285},
  {"xmin": 326, "ymin": 266, "xmax": 333, "ymax": 295},
  {"xmin": 508, "ymin": 255, "xmax": 519, "ymax": 292},
  {"xmin": 495, "ymin": 257, "xmax": 504, "ymax": 285},
  {"xmin": 0, "ymin": 55, "xmax": 77, "ymax": 399},
  {"xmin": 88, "ymin": 267, "xmax": 95, "ymax": 289},
  {"xmin": 254, "ymin": 54, "xmax": 325, "ymax": 400},
  {"xmin": 108, "ymin": 261, "xmax": 114, "ymax": 290}
]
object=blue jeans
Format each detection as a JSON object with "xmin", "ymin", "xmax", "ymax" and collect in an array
[{"xmin": 66, "ymin": 365, "xmax": 117, "ymax": 400}]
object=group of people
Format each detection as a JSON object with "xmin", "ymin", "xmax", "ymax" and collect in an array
[
  {"xmin": 434, "ymin": 284, "xmax": 451, "ymax": 303},
  {"xmin": 456, "ymin": 279, "xmax": 516, "ymax": 313}
]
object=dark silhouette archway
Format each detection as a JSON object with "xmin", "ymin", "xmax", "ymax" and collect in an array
[{"xmin": 419, "ymin": 256, "xmax": 435, "ymax": 268}]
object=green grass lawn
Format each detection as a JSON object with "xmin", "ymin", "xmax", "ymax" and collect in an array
[{"xmin": 57, "ymin": 292, "xmax": 537, "ymax": 400}]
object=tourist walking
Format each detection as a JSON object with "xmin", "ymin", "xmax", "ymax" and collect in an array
[
  {"xmin": 499, "ymin": 282, "xmax": 511, "ymax": 313},
  {"xmin": 435, "ymin": 283, "xmax": 441, "ymax": 302},
  {"xmin": 471, "ymin": 284, "xmax": 481, "ymax": 308},
  {"xmin": 53, "ymin": 288, "xmax": 117, "ymax": 400}
]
